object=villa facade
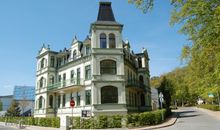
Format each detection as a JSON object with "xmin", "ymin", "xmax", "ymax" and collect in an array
[{"xmin": 34, "ymin": 2, "xmax": 151, "ymax": 118}]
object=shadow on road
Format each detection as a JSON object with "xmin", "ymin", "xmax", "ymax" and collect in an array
[
  {"xmin": 178, "ymin": 110, "xmax": 195, "ymax": 114},
  {"xmin": 178, "ymin": 114, "xmax": 200, "ymax": 118},
  {"xmin": 177, "ymin": 110, "xmax": 200, "ymax": 118}
]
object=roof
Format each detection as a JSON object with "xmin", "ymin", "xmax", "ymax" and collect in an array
[
  {"xmin": 97, "ymin": 2, "xmax": 115, "ymax": 21},
  {"xmin": 91, "ymin": 2, "xmax": 123, "ymax": 27},
  {"xmin": 0, "ymin": 95, "xmax": 13, "ymax": 98}
]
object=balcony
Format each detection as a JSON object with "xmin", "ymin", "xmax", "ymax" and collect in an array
[
  {"xmin": 48, "ymin": 78, "xmax": 85, "ymax": 92},
  {"xmin": 125, "ymin": 80, "xmax": 146, "ymax": 90}
]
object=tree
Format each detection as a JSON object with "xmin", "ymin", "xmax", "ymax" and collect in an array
[
  {"xmin": 6, "ymin": 101, "xmax": 21, "ymax": 117},
  {"xmin": 170, "ymin": 0, "xmax": 220, "ymax": 101},
  {"xmin": 128, "ymin": 0, "xmax": 154, "ymax": 13},
  {"xmin": 0, "ymin": 100, "xmax": 3, "ymax": 111},
  {"xmin": 158, "ymin": 77, "xmax": 173, "ymax": 115}
]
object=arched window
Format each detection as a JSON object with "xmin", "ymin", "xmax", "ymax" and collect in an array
[
  {"xmin": 100, "ymin": 60, "xmax": 116, "ymax": 74},
  {"xmin": 39, "ymin": 77, "xmax": 44, "ymax": 88},
  {"xmin": 39, "ymin": 96, "xmax": 43, "ymax": 109},
  {"xmin": 72, "ymin": 50, "xmax": 77, "ymax": 59},
  {"xmin": 49, "ymin": 95, "xmax": 53, "ymax": 108},
  {"xmin": 40, "ymin": 58, "xmax": 45, "ymax": 69},
  {"xmin": 100, "ymin": 33, "xmax": 107, "ymax": 48},
  {"xmin": 139, "ymin": 75, "xmax": 144, "ymax": 84},
  {"xmin": 109, "ymin": 33, "xmax": 116, "ymax": 48},
  {"xmin": 101, "ymin": 86, "xmax": 118, "ymax": 104}
]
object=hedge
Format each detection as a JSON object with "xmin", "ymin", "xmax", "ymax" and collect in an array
[
  {"xmin": 0, "ymin": 117, "xmax": 60, "ymax": 128},
  {"xmin": 197, "ymin": 104, "xmax": 220, "ymax": 111},
  {"xmin": 70, "ymin": 109, "xmax": 166, "ymax": 129}
]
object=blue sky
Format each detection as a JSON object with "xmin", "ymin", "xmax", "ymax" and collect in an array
[{"xmin": 0, "ymin": 0, "xmax": 187, "ymax": 96}]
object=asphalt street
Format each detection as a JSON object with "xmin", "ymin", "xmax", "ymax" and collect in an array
[
  {"xmin": 160, "ymin": 107, "xmax": 220, "ymax": 130},
  {"xmin": 0, "ymin": 125, "xmax": 19, "ymax": 130}
]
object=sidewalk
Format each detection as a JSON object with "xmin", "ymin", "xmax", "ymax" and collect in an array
[{"xmin": 197, "ymin": 107, "xmax": 220, "ymax": 121}]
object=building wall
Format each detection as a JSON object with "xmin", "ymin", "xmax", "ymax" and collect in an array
[{"xmin": 0, "ymin": 95, "xmax": 13, "ymax": 111}]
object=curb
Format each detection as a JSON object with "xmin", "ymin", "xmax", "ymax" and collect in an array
[{"xmin": 130, "ymin": 112, "xmax": 178, "ymax": 130}]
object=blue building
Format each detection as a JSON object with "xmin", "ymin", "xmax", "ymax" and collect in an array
[
  {"xmin": 13, "ymin": 86, "xmax": 35, "ymax": 116},
  {"xmin": 13, "ymin": 86, "xmax": 35, "ymax": 101},
  {"xmin": 0, "ymin": 95, "xmax": 13, "ymax": 111}
]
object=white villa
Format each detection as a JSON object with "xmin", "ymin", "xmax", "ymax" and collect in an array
[{"xmin": 34, "ymin": 2, "xmax": 151, "ymax": 118}]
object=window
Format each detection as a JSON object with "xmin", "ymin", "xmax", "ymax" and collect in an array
[
  {"xmin": 100, "ymin": 60, "xmax": 116, "ymax": 74},
  {"xmin": 138, "ymin": 57, "xmax": 142, "ymax": 68},
  {"xmin": 86, "ymin": 46, "xmax": 91, "ymax": 55},
  {"xmin": 100, "ymin": 33, "xmax": 107, "ymax": 48},
  {"xmin": 63, "ymin": 73, "xmax": 66, "ymax": 87},
  {"xmin": 39, "ymin": 77, "xmax": 44, "ymax": 88},
  {"xmin": 62, "ymin": 94, "xmax": 66, "ymax": 107},
  {"xmin": 101, "ymin": 86, "xmax": 118, "ymax": 104},
  {"xmin": 50, "ymin": 56, "xmax": 55, "ymax": 67},
  {"xmin": 70, "ymin": 70, "xmax": 74, "ymax": 83},
  {"xmin": 85, "ymin": 90, "xmax": 91, "ymax": 105},
  {"xmin": 73, "ymin": 50, "xmax": 77, "ymax": 59},
  {"xmin": 58, "ymin": 75, "xmax": 62, "ymax": 87},
  {"xmin": 49, "ymin": 95, "xmax": 53, "ymax": 108},
  {"xmin": 109, "ymin": 33, "xmax": 116, "ymax": 48},
  {"xmin": 57, "ymin": 58, "xmax": 61, "ymax": 67},
  {"xmin": 85, "ymin": 65, "xmax": 91, "ymax": 80},
  {"xmin": 58, "ymin": 75, "xmax": 61, "ymax": 82},
  {"xmin": 39, "ymin": 96, "xmax": 43, "ymax": 109},
  {"xmin": 139, "ymin": 75, "xmax": 144, "ymax": 84},
  {"xmin": 77, "ymin": 92, "xmax": 80, "ymax": 106},
  {"xmin": 77, "ymin": 68, "xmax": 80, "ymax": 85},
  {"xmin": 49, "ymin": 76, "xmax": 54, "ymax": 85},
  {"xmin": 40, "ymin": 58, "xmax": 45, "ymax": 69},
  {"xmin": 141, "ymin": 94, "xmax": 145, "ymax": 106}
]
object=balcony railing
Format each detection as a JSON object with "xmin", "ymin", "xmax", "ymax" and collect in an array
[
  {"xmin": 125, "ymin": 80, "xmax": 146, "ymax": 89},
  {"xmin": 48, "ymin": 78, "xmax": 85, "ymax": 90}
]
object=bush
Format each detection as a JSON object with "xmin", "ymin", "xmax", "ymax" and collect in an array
[
  {"xmin": 197, "ymin": 104, "xmax": 220, "ymax": 111},
  {"xmin": 0, "ymin": 109, "xmax": 166, "ymax": 129},
  {"xmin": 0, "ymin": 117, "xmax": 60, "ymax": 128},
  {"xmin": 127, "ymin": 109, "xmax": 166, "ymax": 127}
]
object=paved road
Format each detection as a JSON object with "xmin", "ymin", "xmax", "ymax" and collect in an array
[
  {"xmin": 0, "ymin": 125, "xmax": 19, "ymax": 130},
  {"xmin": 160, "ymin": 107, "xmax": 220, "ymax": 130}
]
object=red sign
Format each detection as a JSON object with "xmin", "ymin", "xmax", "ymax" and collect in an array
[{"xmin": 70, "ymin": 100, "xmax": 75, "ymax": 108}]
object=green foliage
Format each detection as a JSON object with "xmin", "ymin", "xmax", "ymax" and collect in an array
[
  {"xmin": 128, "ymin": 0, "xmax": 154, "ymax": 13},
  {"xmin": 98, "ymin": 115, "xmax": 108, "ymax": 128},
  {"xmin": 0, "ymin": 117, "xmax": 60, "ymax": 128},
  {"xmin": 127, "ymin": 109, "xmax": 166, "ymax": 127},
  {"xmin": 158, "ymin": 77, "xmax": 173, "ymax": 115},
  {"xmin": 170, "ymin": 0, "xmax": 220, "ymax": 102},
  {"xmin": 198, "ymin": 104, "xmax": 220, "ymax": 111},
  {"xmin": 5, "ymin": 101, "xmax": 21, "ymax": 117},
  {"xmin": 70, "ymin": 109, "xmax": 166, "ymax": 129},
  {"xmin": 0, "ymin": 101, "xmax": 3, "ymax": 111}
]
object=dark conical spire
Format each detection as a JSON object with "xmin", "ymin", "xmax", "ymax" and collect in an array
[{"xmin": 97, "ymin": 2, "xmax": 115, "ymax": 21}]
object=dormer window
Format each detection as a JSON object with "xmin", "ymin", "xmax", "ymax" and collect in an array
[
  {"xmin": 100, "ymin": 33, "xmax": 107, "ymax": 48},
  {"xmin": 109, "ymin": 33, "xmax": 115, "ymax": 48},
  {"xmin": 73, "ymin": 50, "xmax": 77, "ymax": 59},
  {"xmin": 85, "ymin": 46, "xmax": 91, "ymax": 55}
]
